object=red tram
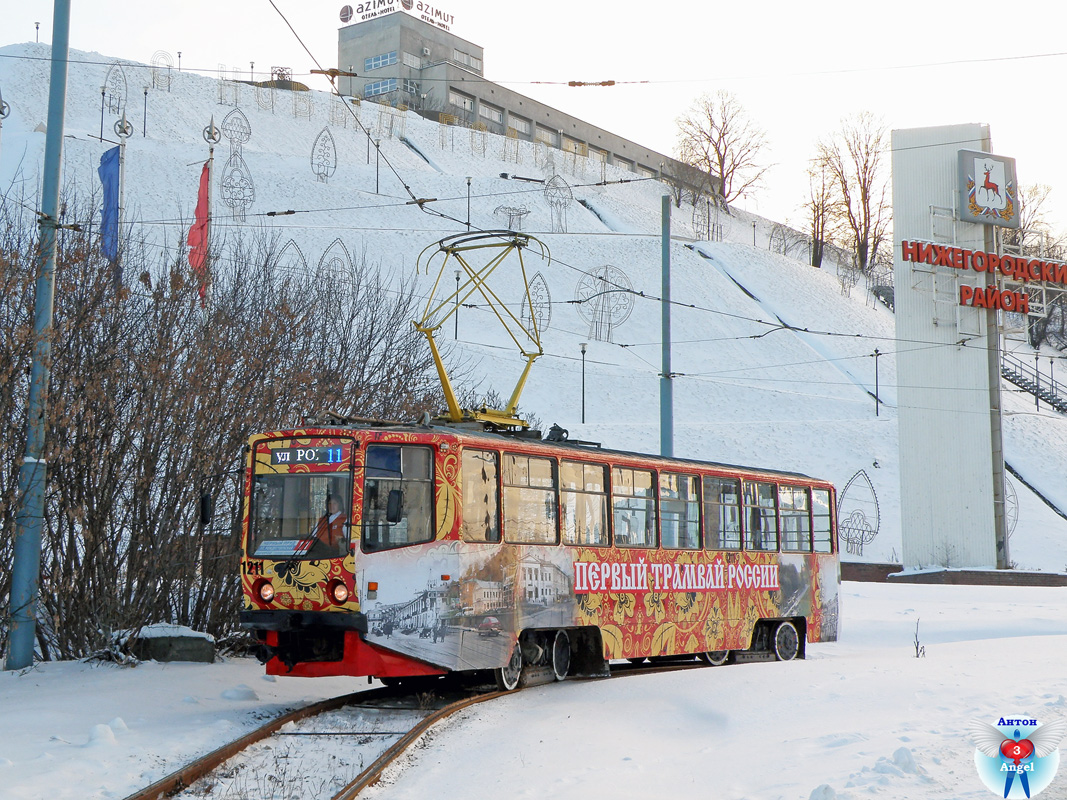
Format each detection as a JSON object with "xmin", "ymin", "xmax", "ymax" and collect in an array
[{"xmin": 239, "ymin": 418, "xmax": 839, "ymax": 689}]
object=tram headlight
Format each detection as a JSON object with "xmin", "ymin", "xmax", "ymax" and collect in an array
[
  {"xmin": 255, "ymin": 580, "xmax": 275, "ymax": 603},
  {"xmin": 329, "ymin": 580, "xmax": 350, "ymax": 605}
]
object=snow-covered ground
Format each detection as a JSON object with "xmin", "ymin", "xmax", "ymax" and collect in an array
[{"xmin": 4, "ymin": 580, "xmax": 1067, "ymax": 800}]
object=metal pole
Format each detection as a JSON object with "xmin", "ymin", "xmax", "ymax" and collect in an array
[
  {"xmin": 580, "ymin": 342, "xmax": 587, "ymax": 423},
  {"xmin": 142, "ymin": 87, "xmax": 147, "ymax": 137},
  {"xmin": 874, "ymin": 349, "xmax": 880, "ymax": 417},
  {"xmin": 1036, "ymin": 352, "xmax": 1040, "ymax": 411},
  {"xmin": 466, "ymin": 177, "xmax": 471, "ymax": 231},
  {"xmin": 660, "ymin": 195, "xmax": 673, "ymax": 457},
  {"xmin": 454, "ymin": 269, "xmax": 460, "ymax": 339},
  {"xmin": 375, "ymin": 139, "xmax": 380, "ymax": 193},
  {"xmin": 7, "ymin": 0, "xmax": 71, "ymax": 671},
  {"xmin": 752, "ymin": 220, "xmax": 756, "ymax": 246},
  {"xmin": 99, "ymin": 86, "xmax": 105, "ymax": 139}
]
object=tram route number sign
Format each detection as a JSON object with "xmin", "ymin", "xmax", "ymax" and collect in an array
[{"xmin": 270, "ymin": 446, "xmax": 344, "ymax": 466}]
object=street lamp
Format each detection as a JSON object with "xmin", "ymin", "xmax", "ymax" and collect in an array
[
  {"xmin": 580, "ymin": 342, "xmax": 588, "ymax": 423},
  {"xmin": 466, "ymin": 177, "xmax": 471, "ymax": 230},
  {"xmin": 142, "ymin": 87, "xmax": 148, "ymax": 137},
  {"xmin": 455, "ymin": 269, "xmax": 461, "ymax": 339},
  {"xmin": 375, "ymin": 139, "xmax": 381, "ymax": 193}
]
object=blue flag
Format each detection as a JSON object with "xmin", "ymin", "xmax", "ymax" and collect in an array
[{"xmin": 97, "ymin": 146, "xmax": 120, "ymax": 271}]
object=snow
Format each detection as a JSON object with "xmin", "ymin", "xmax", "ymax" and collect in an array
[
  {"xmin": 4, "ymin": 581, "xmax": 1067, "ymax": 799},
  {"xmin": 5, "ymin": 39, "xmax": 1067, "ymax": 799}
]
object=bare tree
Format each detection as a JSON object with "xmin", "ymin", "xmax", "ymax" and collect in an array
[
  {"xmin": 0, "ymin": 192, "xmax": 444, "ymax": 661},
  {"xmin": 675, "ymin": 90, "xmax": 770, "ymax": 205},
  {"xmin": 804, "ymin": 163, "xmax": 836, "ymax": 269},
  {"xmin": 816, "ymin": 112, "xmax": 892, "ymax": 274},
  {"xmin": 1002, "ymin": 183, "xmax": 1064, "ymax": 259}
]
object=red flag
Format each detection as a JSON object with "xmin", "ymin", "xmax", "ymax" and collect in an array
[{"xmin": 187, "ymin": 163, "xmax": 210, "ymax": 302}]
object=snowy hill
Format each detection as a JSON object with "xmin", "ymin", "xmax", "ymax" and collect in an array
[{"xmin": 3, "ymin": 41, "xmax": 1067, "ymax": 570}]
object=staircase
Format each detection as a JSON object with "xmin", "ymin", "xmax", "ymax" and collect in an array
[{"xmin": 1001, "ymin": 353, "xmax": 1067, "ymax": 414}]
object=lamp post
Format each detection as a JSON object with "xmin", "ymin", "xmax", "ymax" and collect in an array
[
  {"xmin": 1034, "ymin": 352, "xmax": 1040, "ymax": 411},
  {"xmin": 580, "ymin": 342, "xmax": 588, "ymax": 423},
  {"xmin": 177, "ymin": 51, "xmax": 182, "ymax": 72},
  {"xmin": 142, "ymin": 87, "xmax": 148, "ymax": 137},
  {"xmin": 466, "ymin": 176, "xmax": 471, "ymax": 230},
  {"xmin": 454, "ymin": 269, "xmax": 461, "ymax": 339},
  {"xmin": 99, "ymin": 86, "xmax": 105, "ymax": 139},
  {"xmin": 375, "ymin": 139, "xmax": 381, "ymax": 193},
  {"xmin": 873, "ymin": 348, "xmax": 881, "ymax": 417},
  {"xmin": 35, "ymin": 22, "xmax": 40, "ymax": 43}
]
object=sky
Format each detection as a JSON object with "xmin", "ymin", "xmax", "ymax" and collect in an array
[{"xmin": 6, "ymin": 0, "xmax": 1067, "ymax": 230}]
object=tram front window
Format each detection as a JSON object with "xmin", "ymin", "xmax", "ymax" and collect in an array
[{"xmin": 251, "ymin": 472, "xmax": 352, "ymax": 559}]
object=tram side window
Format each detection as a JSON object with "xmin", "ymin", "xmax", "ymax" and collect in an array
[
  {"xmin": 502, "ymin": 454, "xmax": 558, "ymax": 545},
  {"xmin": 743, "ymin": 481, "xmax": 778, "ymax": 551},
  {"xmin": 612, "ymin": 467, "xmax": 656, "ymax": 548},
  {"xmin": 702, "ymin": 476, "xmax": 741, "ymax": 550},
  {"xmin": 812, "ymin": 488, "xmax": 834, "ymax": 553},
  {"xmin": 561, "ymin": 461, "xmax": 609, "ymax": 547},
  {"xmin": 362, "ymin": 445, "xmax": 434, "ymax": 551},
  {"xmin": 779, "ymin": 485, "xmax": 812, "ymax": 552},
  {"xmin": 461, "ymin": 449, "xmax": 500, "ymax": 543},
  {"xmin": 659, "ymin": 473, "xmax": 701, "ymax": 549}
]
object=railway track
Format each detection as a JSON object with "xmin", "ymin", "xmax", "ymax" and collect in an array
[{"xmin": 121, "ymin": 659, "xmax": 712, "ymax": 800}]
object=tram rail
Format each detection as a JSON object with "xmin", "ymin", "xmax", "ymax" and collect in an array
[{"xmin": 119, "ymin": 658, "xmax": 719, "ymax": 800}]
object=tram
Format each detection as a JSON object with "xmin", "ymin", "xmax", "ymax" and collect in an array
[{"xmin": 239, "ymin": 417, "xmax": 840, "ymax": 689}]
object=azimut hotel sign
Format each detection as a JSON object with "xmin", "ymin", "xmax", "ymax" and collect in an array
[{"xmin": 958, "ymin": 150, "xmax": 1019, "ymax": 228}]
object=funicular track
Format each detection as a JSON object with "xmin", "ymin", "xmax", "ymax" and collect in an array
[{"xmin": 120, "ymin": 660, "xmax": 716, "ymax": 800}]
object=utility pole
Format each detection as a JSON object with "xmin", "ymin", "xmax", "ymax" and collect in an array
[
  {"xmin": 660, "ymin": 196, "xmax": 673, "ymax": 457},
  {"xmin": 7, "ymin": 0, "xmax": 72, "ymax": 671}
]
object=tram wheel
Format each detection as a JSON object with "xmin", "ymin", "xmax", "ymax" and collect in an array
[
  {"xmin": 551, "ymin": 630, "xmax": 571, "ymax": 681},
  {"xmin": 700, "ymin": 650, "xmax": 730, "ymax": 666},
  {"xmin": 773, "ymin": 621, "xmax": 799, "ymax": 662},
  {"xmin": 496, "ymin": 640, "xmax": 524, "ymax": 691}
]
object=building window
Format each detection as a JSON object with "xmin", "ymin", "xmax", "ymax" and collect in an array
[
  {"xmin": 364, "ymin": 78, "xmax": 397, "ymax": 98},
  {"xmin": 535, "ymin": 126, "xmax": 559, "ymax": 147},
  {"xmin": 508, "ymin": 116, "xmax": 531, "ymax": 136},
  {"xmin": 448, "ymin": 89, "xmax": 474, "ymax": 112},
  {"xmin": 364, "ymin": 51, "xmax": 398, "ymax": 72},
  {"xmin": 479, "ymin": 104, "xmax": 503, "ymax": 125},
  {"xmin": 402, "ymin": 51, "xmax": 421, "ymax": 69},
  {"xmin": 469, "ymin": 56, "xmax": 482, "ymax": 72},
  {"xmin": 403, "ymin": 79, "xmax": 419, "ymax": 95}
]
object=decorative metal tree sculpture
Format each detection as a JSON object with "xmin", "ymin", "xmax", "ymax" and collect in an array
[
  {"xmin": 837, "ymin": 470, "xmax": 881, "ymax": 557},
  {"xmin": 521, "ymin": 271, "xmax": 552, "ymax": 336},
  {"xmin": 544, "ymin": 174, "xmax": 572, "ymax": 234},
  {"xmin": 573, "ymin": 265, "xmax": 634, "ymax": 343},
  {"xmin": 311, "ymin": 127, "xmax": 337, "ymax": 183}
]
